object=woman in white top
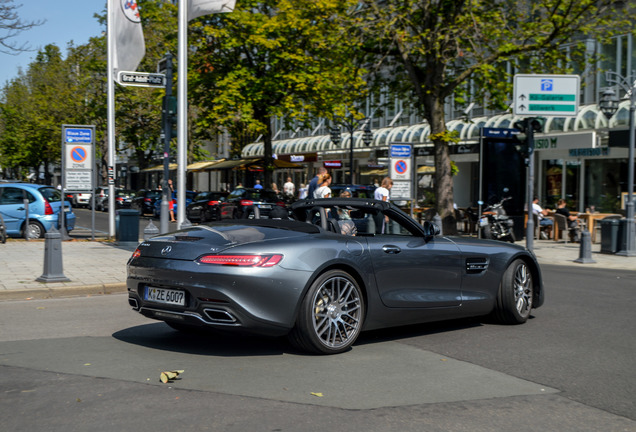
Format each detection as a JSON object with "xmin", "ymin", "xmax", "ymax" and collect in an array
[
  {"xmin": 314, "ymin": 173, "xmax": 332, "ymax": 198},
  {"xmin": 373, "ymin": 177, "xmax": 392, "ymax": 233},
  {"xmin": 374, "ymin": 177, "xmax": 392, "ymax": 202}
]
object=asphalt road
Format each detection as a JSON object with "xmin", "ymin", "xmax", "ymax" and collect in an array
[
  {"xmin": 70, "ymin": 207, "xmax": 158, "ymax": 239},
  {"xmin": 1, "ymin": 264, "xmax": 635, "ymax": 432}
]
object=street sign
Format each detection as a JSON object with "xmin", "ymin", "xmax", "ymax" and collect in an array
[
  {"xmin": 389, "ymin": 144, "xmax": 413, "ymax": 200},
  {"xmin": 62, "ymin": 124, "xmax": 95, "ymax": 193},
  {"xmin": 117, "ymin": 71, "xmax": 166, "ymax": 88},
  {"xmin": 65, "ymin": 127, "xmax": 93, "ymax": 143},
  {"xmin": 513, "ymin": 74, "xmax": 580, "ymax": 117}
]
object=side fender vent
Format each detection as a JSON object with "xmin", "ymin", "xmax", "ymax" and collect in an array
[{"xmin": 466, "ymin": 257, "xmax": 489, "ymax": 274}]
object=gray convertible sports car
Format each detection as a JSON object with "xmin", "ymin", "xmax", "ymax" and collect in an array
[{"xmin": 127, "ymin": 198, "xmax": 544, "ymax": 354}]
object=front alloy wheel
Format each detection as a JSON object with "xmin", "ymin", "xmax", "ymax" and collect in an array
[
  {"xmin": 290, "ymin": 270, "xmax": 364, "ymax": 354},
  {"xmin": 494, "ymin": 258, "xmax": 533, "ymax": 324}
]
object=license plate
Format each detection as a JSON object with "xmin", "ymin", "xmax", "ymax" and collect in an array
[
  {"xmin": 479, "ymin": 217, "xmax": 488, "ymax": 227},
  {"xmin": 144, "ymin": 287, "xmax": 185, "ymax": 306},
  {"xmin": 259, "ymin": 204, "xmax": 272, "ymax": 209}
]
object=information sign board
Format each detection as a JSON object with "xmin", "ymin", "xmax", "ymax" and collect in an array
[
  {"xmin": 513, "ymin": 74, "xmax": 580, "ymax": 117},
  {"xmin": 62, "ymin": 124, "xmax": 95, "ymax": 193}
]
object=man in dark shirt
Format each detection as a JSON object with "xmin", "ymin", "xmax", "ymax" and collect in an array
[
  {"xmin": 555, "ymin": 198, "xmax": 581, "ymax": 242},
  {"xmin": 307, "ymin": 166, "xmax": 327, "ymax": 199}
]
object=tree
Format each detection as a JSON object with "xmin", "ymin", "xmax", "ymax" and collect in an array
[
  {"xmin": 188, "ymin": 0, "xmax": 367, "ymax": 187},
  {"xmin": 356, "ymin": 0, "xmax": 633, "ymax": 234},
  {"xmin": 0, "ymin": 44, "xmax": 84, "ymax": 182},
  {"xmin": 0, "ymin": 0, "xmax": 44, "ymax": 54}
]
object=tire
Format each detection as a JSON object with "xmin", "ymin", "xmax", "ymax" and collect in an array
[
  {"xmin": 289, "ymin": 270, "xmax": 364, "ymax": 354},
  {"xmin": 481, "ymin": 224, "xmax": 492, "ymax": 239},
  {"xmin": 494, "ymin": 258, "xmax": 533, "ymax": 324},
  {"xmin": 506, "ymin": 231, "xmax": 516, "ymax": 243},
  {"xmin": 24, "ymin": 220, "xmax": 45, "ymax": 239}
]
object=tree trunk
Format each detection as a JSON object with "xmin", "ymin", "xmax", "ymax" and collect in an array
[{"xmin": 425, "ymin": 94, "xmax": 457, "ymax": 235}]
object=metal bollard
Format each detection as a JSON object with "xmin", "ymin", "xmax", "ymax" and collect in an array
[
  {"xmin": 433, "ymin": 213, "xmax": 443, "ymax": 235},
  {"xmin": 574, "ymin": 229, "xmax": 596, "ymax": 264},
  {"xmin": 143, "ymin": 219, "xmax": 160, "ymax": 240},
  {"xmin": 36, "ymin": 227, "xmax": 70, "ymax": 282}
]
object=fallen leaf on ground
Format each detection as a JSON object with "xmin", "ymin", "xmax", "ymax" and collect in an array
[
  {"xmin": 160, "ymin": 370, "xmax": 184, "ymax": 383},
  {"xmin": 310, "ymin": 392, "xmax": 324, "ymax": 397}
]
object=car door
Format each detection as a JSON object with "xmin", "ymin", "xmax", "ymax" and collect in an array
[
  {"xmin": 365, "ymin": 213, "xmax": 463, "ymax": 308},
  {"xmin": 0, "ymin": 187, "xmax": 31, "ymax": 234}
]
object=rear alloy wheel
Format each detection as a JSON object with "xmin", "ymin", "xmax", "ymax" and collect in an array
[
  {"xmin": 290, "ymin": 270, "xmax": 364, "ymax": 354},
  {"xmin": 24, "ymin": 220, "xmax": 45, "ymax": 239},
  {"xmin": 494, "ymin": 259, "xmax": 533, "ymax": 324}
]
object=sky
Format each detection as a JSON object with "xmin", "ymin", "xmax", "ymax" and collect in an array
[{"xmin": 0, "ymin": 0, "xmax": 105, "ymax": 85}]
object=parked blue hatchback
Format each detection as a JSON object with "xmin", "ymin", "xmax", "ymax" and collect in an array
[{"xmin": 0, "ymin": 183, "xmax": 76, "ymax": 239}]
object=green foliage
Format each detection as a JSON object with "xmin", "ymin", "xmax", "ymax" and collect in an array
[
  {"xmin": 189, "ymin": 0, "xmax": 366, "ymax": 183},
  {"xmin": 355, "ymin": 0, "xmax": 635, "ymax": 233}
]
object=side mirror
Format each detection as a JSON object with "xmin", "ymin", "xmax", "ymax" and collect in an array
[{"xmin": 423, "ymin": 221, "xmax": 441, "ymax": 237}]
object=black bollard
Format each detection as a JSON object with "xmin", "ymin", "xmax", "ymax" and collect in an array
[
  {"xmin": 143, "ymin": 219, "xmax": 160, "ymax": 240},
  {"xmin": 574, "ymin": 229, "xmax": 596, "ymax": 264},
  {"xmin": 36, "ymin": 227, "xmax": 71, "ymax": 282}
]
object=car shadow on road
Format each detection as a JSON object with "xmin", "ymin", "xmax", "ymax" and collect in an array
[
  {"xmin": 355, "ymin": 317, "xmax": 485, "ymax": 347},
  {"xmin": 112, "ymin": 322, "xmax": 291, "ymax": 357}
]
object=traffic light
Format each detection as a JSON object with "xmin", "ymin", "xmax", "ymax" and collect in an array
[{"xmin": 512, "ymin": 117, "xmax": 545, "ymax": 165}]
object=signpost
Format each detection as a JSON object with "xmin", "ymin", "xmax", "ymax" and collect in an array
[
  {"xmin": 389, "ymin": 144, "xmax": 414, "ymax": 202},
  {"xmin": 513, "ymin": 74, "xmax": 580, "ymax": 117},
  {"xmin": 62, "ymin": 124, "xmax": 96, "ymax": 240},
  {"xmin": 513, "ymin": 74, "xmax": 580, "ymax": 251}
]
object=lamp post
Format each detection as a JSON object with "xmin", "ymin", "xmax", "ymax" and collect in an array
[
  {"xmin": 599, "ymin": 72, "xmax": 636, "ymax": 257},
  {"xmin": 330, "ymin": 117, "xmax": 373, "ymax": 184}
]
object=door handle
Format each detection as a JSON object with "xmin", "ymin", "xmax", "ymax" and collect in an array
[{"xmin": 382, "ymin": 245, "xmax": 401, "ymax": 254}]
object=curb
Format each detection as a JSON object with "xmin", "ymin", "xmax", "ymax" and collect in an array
[{"xmin": 0, "ymin": 283, "xmax": 127, "ymax": 302}]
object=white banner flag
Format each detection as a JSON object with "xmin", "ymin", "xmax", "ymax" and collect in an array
[
  {"xmin": 188, "ymin": 0, "xmax": 236, "ymax": 21},
  {"xmin": 111, "ymin": 0, "xmax": 146, "ymax": 81}
]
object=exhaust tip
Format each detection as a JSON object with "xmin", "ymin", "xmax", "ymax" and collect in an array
[{"xmin": 128, "ymin": 297, "xmax": 139, "ymax": 310}]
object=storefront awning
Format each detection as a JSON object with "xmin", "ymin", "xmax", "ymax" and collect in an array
[
  {"xmin": 141, "ymin": 163, "xmax": 178, "ymax": 172},
  {"xmin": 186, "ymin": 160, "xmax": 226, "ymax": 171}
]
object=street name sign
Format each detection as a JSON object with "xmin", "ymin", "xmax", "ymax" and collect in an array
[
  {"xmin": 513, "ymin": 74, "xmax": 580, "ymax": 117},
  {"xmin": 117, "ymin": 71, "xmax": 166, "ymax": 88}
]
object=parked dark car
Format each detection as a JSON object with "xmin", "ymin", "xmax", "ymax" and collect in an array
[
  {"xmin": 153, "ymin": 190, "xmax": 198, "ymax": 218},
  {"xmin": 132, "ymin": 189, "xmax": 162, "ymax": 215},
  {"xmin": 221, "ymin": 187, "xmax": 286, "ymax": 219},
  {"xmin": 0, "ymin": 183, "xmax": 76, "ymax": 238},
  {"xmin": 127, "ymin": 197, "xmax": 544, "ymax": 354},
  {"xmin": 101, "ymin": 189, "xmax": 136, "ymax": 212},
  {"xmin": 185, "ymin": 191, "xmax": 229, "ymax": 222}
]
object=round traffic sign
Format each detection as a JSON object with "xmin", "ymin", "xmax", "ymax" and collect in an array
[
  {"xmin": 394, "ymin": 160, "xmax": 408, "ymax": 175},
  {"xmin": 70, "ymin": 146, "xmax": 88, "ymax": 164}
]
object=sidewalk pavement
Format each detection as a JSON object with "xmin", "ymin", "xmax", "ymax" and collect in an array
[{"xmin": 0, "ymin": 236, "xmax": 634, "ymax": 302}]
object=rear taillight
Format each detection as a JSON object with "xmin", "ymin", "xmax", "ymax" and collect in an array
[
  {"xmin": 276, "ymin": 201, "xmax": 285, "ymax": 207},
  {"xmin": 207, "ymin": 200, "xmax": 219, "ymax": 206},
  {"xmin": 240, "ymin": 199, "xmax": 254, "ymax": 206},
  {"xmin": 145, "ymin": 198, "xmax": 152, "ymax": 202},
  {"xmin": 44, "ymin": 200, "xmax": 54, "ymax": 215},
  {"xmin": 116, "ymin": 197, "xmax": 124, "ymax": 202},
  {"xmin": 197, "ymin": 254, "xmax": 283, "ymax": 267},
  {"xmin": 131, "ymin": 249, "xmax": 141, "ymax": 259}
]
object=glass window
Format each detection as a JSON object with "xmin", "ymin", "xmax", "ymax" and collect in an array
[{"xmin": 39, "ymin": 187, "xmax": 61, "ymax": 202}]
